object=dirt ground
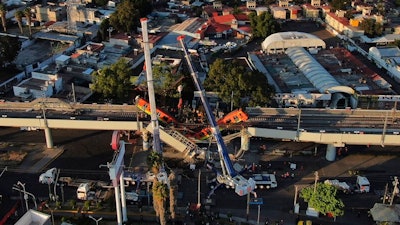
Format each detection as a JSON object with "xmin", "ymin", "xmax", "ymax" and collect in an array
[{"xmin": 0, "ymin": 142, "xmax": 42, "ymax": 166}]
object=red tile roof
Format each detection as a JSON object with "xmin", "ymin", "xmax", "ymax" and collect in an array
[
  {"xmin": 235, "ymin": 13, "xmax": 249, "ymax": 21},
  {"xmin": 206, "ymin": 21, "xmax": 231, "ymax": 33},
  {"xmin": 302, "ymin": 3, "xmax": 318, "ymax": 10},
  {"xmin": 111, "ymin": 32, "xmax": 131, "ymax": 40},
  {"xmin": 213, "ymin": 14, "xmax": 236, "ymax": 24},
  {"xmin": 71, "ymin": 53, "xmax": 81, "ymax": 59},
  {"xmin": 238, "ymin": 25, "xmax": 251, "ymax": 33},
  {"xmin": 327, "ymin": 12, "xmax": 349, "ymax": 26}
]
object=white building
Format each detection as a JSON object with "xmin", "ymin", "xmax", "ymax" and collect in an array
[
  {"xmin": 261, "ymin": 32, "xmax": 326, "ymax": 54},
  {"xmin": 368, "ymin": 46, "xmax": 400, "ymax": 83},
  {"xmin": 13, "ymin": 71, "xmax": 63, "ymax": 100}
]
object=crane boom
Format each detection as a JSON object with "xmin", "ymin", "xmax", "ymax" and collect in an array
[
  {"xmin": 141, "ymin": 18, "xmax": 168, "ymax": 184},
  {"xmin": 177, "ymin": 36, "xmax": 255, "ymax": 196},
  {"xmin": 140, "ymin": 18, "xmax": 162, "ymax": 155}
]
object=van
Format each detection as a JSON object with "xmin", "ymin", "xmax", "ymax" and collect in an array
[
  {"xmin": 356, "ymin": 176, "xmax": 370, "ymax": 193},
  {"xmin": 77, "ymin": 183, "xmax": 91, "ymax": 200}
]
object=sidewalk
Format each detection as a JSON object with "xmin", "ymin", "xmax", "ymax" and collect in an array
[{"xmin": 18, "ymin": 146, "xmax": 64, "ymax": 173}]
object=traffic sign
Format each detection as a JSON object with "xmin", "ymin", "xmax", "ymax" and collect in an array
[{"xmin": 249, "ymin": 197, "xmax": 263, "ymax": 205}]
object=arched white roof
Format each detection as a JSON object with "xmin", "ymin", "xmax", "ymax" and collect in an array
[
  {"xmin": 262, "ymin": 32, "xmax": 326, "ymax": 52},
  {"xmin": 286, "ymin": 47, "xmax": 354, "ymax": 95}
]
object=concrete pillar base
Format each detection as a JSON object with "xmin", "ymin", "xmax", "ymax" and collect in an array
[
  {"xmin": 44, "ymin": 127, "xmax": 53, "ymax": 149},
  {"xmin": 325, "ymin": 144, "xmax": 336, "ymax": 161}
]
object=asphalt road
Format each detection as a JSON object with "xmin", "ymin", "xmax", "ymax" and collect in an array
[
  {"xmin": 0, "ymin": 127, "xmax": 398, "ymax": 225},
  {"xmin": 0, "ymin": 127, "xmax": 115, "ymax": 223}
]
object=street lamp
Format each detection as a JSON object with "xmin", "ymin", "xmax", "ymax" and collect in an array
[
  {"xmin": 17, "ymin": 181, "xmax": 28, "ymax": 213},
  {"xmin": 107, "ymin": 27, "xmax": 114, "ymax": 40},
  {"xmin": 89, "ymin": 215, "xmax": 103, "ymax": 225},
  {"xmin": 45, "ymin": 204, "xmax": 55, "ymax": 225}
]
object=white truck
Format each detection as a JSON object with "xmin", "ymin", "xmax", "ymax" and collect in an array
[
  {"xmin": 324, "ymin": 175, "xmax": 370, "ymax": 194},
  {"xmin": 77, "ymin": 183, "xmax": 92, "ymax": 200},
  {"xmin": 324, "ymin": 179, "xmax": 352, "ymax": 194},
  {"xmin": 76, "ymin": 182, "xmax": 110, "ymax": 201},
  {"xmin": 252, "ymin": 173, "xmax": 277, "ymax": 189}
]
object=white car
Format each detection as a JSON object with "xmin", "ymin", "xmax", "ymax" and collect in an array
[{"xmin": 39, "ymin": 168, "xmax": 57, "ymax": 184}]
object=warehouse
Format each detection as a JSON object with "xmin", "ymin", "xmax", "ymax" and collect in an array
[{"xmin": 261, "ymin": 31, "xmax": 326, "ymax": 54}]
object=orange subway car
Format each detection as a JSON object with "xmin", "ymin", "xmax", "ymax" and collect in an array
[
  {"xmin": 194, "ymin": 109, "xmax": 249, "ymax": 140},
  {"xmin": 136, "ymin": 97, "xmax": 178, "ymax": 124}
]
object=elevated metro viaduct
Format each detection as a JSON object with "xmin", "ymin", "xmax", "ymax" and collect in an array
[{"xmin": 0, "ymin": 116, "xmax": 399, "ymax": 162}]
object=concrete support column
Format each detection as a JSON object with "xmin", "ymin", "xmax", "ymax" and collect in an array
[
  {"xmin": 142, "ymin": 130, "xmax": 149, "ymax": 151},
  {"xmin": 44, "ymin": 127, "xmax": 53, "ymax": 149},
  {"xmin": 120, "ymin": 171, "xmax": 128, "ymax": 222},
  {"xmin": 325, "ymin": 144, "xmax": 336, "ymax": 161},
  {"xmin": 114, "ymin": 183, "xmax": 122, "ymax": 225},
  {"xmin": 240, "ymin": 129, "xmax": 250, "ymax": 151}
]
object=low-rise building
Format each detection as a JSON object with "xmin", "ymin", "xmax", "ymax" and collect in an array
[{"xmin": 13, "ymin": 68, "xmax": 63, "ymax": 100}]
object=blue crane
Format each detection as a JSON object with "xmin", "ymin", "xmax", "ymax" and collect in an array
[{"xmin": 177, "ymin": 36, "xmax": 255, "ymax": 196}]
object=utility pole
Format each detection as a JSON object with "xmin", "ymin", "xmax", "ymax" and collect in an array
[
  {"xmin": 296, "ymin": 109, "xmax": 302, "ymax": 141},
  {"xmin": 390, "ymin": 176, "xmax": 399, "ymax": 206},
  {"xmin": 313, "ymin": 171, "xmax": 319, "ymax": 195},
  {"xmin": 0, "ymin": 166, "xmax": 6, "ymax": 177},
  {"xmin": 246, "ymin": 192, "xmax": 250, "ymax": 221},
  {"xmin": 197, "ymin": 169, "xmax": 201, "ymax": 207},
  {"xmin": 381, "ymin": 111, "xmax": 388, "ymax": 147}
]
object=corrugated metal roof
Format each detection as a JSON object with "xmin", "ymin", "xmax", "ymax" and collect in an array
[{"xmin": 286, "ymin": 47, "xmax": 354, "ymax": 94}]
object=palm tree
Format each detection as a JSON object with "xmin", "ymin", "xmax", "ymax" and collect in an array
[
  {"xmin": 168, "ymin": 171, "xmax": 178, "ymax": 220},
  {"xmin": 0, "ymin": 4, "xmax": 7, "ymax": 32},
  {"xmin": 14, "ymin": 10, "xmax": 24, "ymax": 34},
  {"xmin": 23, "ymin": 7, "xmax": 31, "ymax": 36},
  {"xmin": 152, "ymin": 179, "xmax": 168, "ymax": 225}
]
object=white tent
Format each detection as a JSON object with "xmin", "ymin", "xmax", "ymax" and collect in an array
[{"xmin": 370, "ymin": 203, "xmax": 400, "ymax": 223}]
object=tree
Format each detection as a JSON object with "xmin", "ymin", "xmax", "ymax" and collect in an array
[
  {"xmin": 360, "ymin": 18, "xmax": 383, "ymax": 38},
  {"xmin": 331, "ymin": 0, "xmax": 349, "ymax": 11},
  {"xmin": 390, "ymin": 39, "xmax": 400, "ymax": 48},
  {"xmin": 300, "ymin": 183, "xmax": 345, "ymax": 217},
  {"xmin": 0, "ymin": 36, "xmax": 21, "ymax": 68},
  {"xmin": 204, "ymin": 58, "xmax": 275, "ymax": 109},
  {"xmin": 94, "ymin": 0, "xmax": 108, "ymax": 7},
  {"xmin": 249, "ymin": 12, "xmax": 280, "ymax": 39},
  {"xmin": 168, "ymin": 170, "xmax": 178, "ymax": 220},
  {"xmin": 147, "ymin": 150, "xmax": 168, "ymax": 225},
  {"xmin": 263, "ymin": 0, "xmax": 275, "ymax": 5},
  {"xmin": 146, "ymin": 151, "xmax": 163, "ymax": 173},
  {"xmin": 98, "ymin": 18, "xmax": 110, "ymax": 42},
  {"xmin": 23, "ymin": 7, "xmax": 32, "ymax": 37},
  {"xmin": 14, "ymin": 10, "xmax": 24, "ymax": 34},
  {"xmin": 109, "ymin": 0, "xmax": 152, "ymax": 34},
  {"xmin": 152, "ymin": 179, "xmax": 168, "ymax": 225},
  {"xmin": 90, "ymin": 58, "xmax": 132, "ymax": 100},
  {"xmin": 151, "ymin": 62, "xmax": 182, "ymax": 99},
  {"xmin": 0, "ymin": 4, "xmax": 7, "ymax": 33}
]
